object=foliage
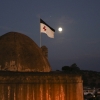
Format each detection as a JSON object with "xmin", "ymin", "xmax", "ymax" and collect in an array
[
  {"xmin": 62, "ymin": 63, "xmax": 80, "ymax": 72},
  {"xmin": 70, "ymin": 63, "xmax": 80, "ymax": 71},
  {"xmin": 62, "ymin": 66, "xmax": 70, "ymax": 71}
]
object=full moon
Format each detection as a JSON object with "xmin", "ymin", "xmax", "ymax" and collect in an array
[{"xmin": 58, "ymin": 27, "xmax": 62, "ymax": 32}]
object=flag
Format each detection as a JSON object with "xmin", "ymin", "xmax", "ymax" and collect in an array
[{"xmin": 40, "ymin": 19, "xmax": 55, "ymax": 38}]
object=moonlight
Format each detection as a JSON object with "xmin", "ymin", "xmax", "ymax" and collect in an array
[{"xmin": 58, "ymin": 27, "xmax": 62, "ymax": 32}]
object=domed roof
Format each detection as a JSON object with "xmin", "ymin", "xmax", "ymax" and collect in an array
[{"xmin": 0, "ymin": 32, "xmax": 51, "ymax": 72}]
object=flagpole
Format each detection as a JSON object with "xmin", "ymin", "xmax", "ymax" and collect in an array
[
  {"xmin": 40, "ymin": 31, "xmax": 41, "ymax": 47},
  {"xmin": 40, "ymin": 18, "xmax": 41, "ymax": 47}
]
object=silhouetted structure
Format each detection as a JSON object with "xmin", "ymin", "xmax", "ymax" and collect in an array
[
  {"xmin": 0, "ymin": 32, "xmax": 83, "ymax": 100},
  {"xmin": 41, "ymin": 45, "xmax": 48, "ymax": 59}
]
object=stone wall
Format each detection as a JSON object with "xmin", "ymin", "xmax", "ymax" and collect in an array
[
  {"xmin": 41, "ymin": 46, "xmax": 48, "ymax": 59},
  {"xmin": 0, "ymin": 71, "xmax": 83, "ymax": 100}
]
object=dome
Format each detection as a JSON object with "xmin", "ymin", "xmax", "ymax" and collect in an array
[{"xmin": 0, "ymin": 32, "xmax": 51, "ymax": 72}]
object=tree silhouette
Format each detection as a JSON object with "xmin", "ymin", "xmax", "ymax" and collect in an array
[
  {"xmin": 62, "ymin": 63, "xmax": 80, "ymax": 73},
  {"xmin": 70, "ymin": 63, "xmax": 80, "ymax": 71},
  {"xmin": 62, "ymin": 66, "xmax": 70, "ymax": 71}
]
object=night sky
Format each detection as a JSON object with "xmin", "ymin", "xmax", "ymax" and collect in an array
[{"xmin": 0, "ymin": 0, "xmax": 100, "ymax": 71}]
